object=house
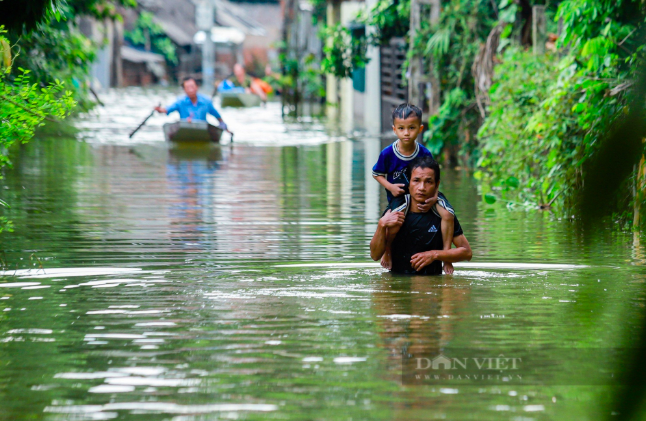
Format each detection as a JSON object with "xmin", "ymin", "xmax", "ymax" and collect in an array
[
  {"xmin": 82, "ymin": 0, "xmax": 282, "ymax": 89},
  {"xmin": 323, "ymin": 0, "xmax": 387, "ymax": 135},
  {"xmin": 122, "ymin": 0, "xmax": 280, "ymax": 83},
  {"xmin": 120, "ymin": 46, "xmax": 167, "ymax": 86},
  {"xmin": 321, "ymin": 0, "xmax": 436, "ymax": 135}
]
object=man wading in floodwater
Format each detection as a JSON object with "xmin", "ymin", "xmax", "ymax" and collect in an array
[{"xmin": 370, "ymin": 156, "xmax": 473, "ymax": 275}]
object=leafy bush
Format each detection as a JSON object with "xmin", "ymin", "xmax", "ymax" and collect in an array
[
  {"xmin": 0, "ymin": 27, "xmax": 76, "ymax": 232},
  {"xmin": 477, "ymin": 0, "xmax": 644, "ymax": 212},
  {"xmin": 413, "ymin": 0, "xmax": 499, "ymax": 165},
  {"xmin": 321, "ymin": 24, "xmax": 368, "ymax": 79},
  {"xmin": 6, "ymin": 0, "xmax": 134, "ymax": 108},
  {"xmin": 319, "ymin": 0, "xmax": 409, "ymax": 79}
]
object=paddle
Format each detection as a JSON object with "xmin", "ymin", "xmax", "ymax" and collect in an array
[
  {"xmin": 219, "ymin": 123, "xmax": 233, "ymax": 143},
  {"xmin": 129, "ymin": 104, "xmax": 160, "ymax": 139}
]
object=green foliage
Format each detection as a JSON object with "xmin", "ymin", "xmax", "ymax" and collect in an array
[
  {"xmin": 125, "ymin": 12, "xmax": 178, "ymax": 64},
  {"xmin": 9, "ymin": 24, "xmax": 97, "ymax": 105},
  {"xmin": 357, "ymin": 0, "xmax": 410, "ymax": 45},
  {"xmin": 309, "ymin": 0, "xmax": 327, "ymax": 24},
  {"xmin": 5, "ymin": 0, "xmax": 134, "ymax": 108},
  {"xmin": 2, "ymin": 0, "xmax": 135, "ymax": 34},
  {"xmin": 278, "ymin": 41, "xmax": 324, "ymax": 103},
  {"xmin": 0, "ymin": 27, "xmax": 76, "ymax": 233},
  {"xmin": 477, "ymin": 0, "xmax": 644, "ymax": 211},
  {"xmin": 321, "ymin": 24, "xmax": 368, "ymax": 79},
  {"xmin": 319, "ymin": 0, "xmax": 409, "ymax": 79},
  {"xmin": 300, "ymin": 54, "xmax": 325, "ymax": 97},
  {"xmin": 0, "ymin": 0, "xmax": 65, "ymax": 33},
  {"xmin": 477, "ymin": 48, "xmax": 570, "ymax": 207},
  {"xmin": 1, "ymin": 68, "xmax": 76, "ymax": 156},
  {"xmin": 413, "ymin": 0, "xmax": 498, "ymax": 162}
]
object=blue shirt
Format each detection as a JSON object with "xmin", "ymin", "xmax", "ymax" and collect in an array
[
  {"xmin": 166, "ymin": 94, "xmax": 222, "ymax": 121},
  {"xmin": 372, "ymin": 140, "xmax": 434, "ymax": 202}
]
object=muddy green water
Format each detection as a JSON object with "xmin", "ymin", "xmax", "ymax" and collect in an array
[{"xmin": 0, "ymin": 88, "xmax": 644, "ymax": 420}]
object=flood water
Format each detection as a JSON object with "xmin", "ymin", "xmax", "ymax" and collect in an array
[{"xmin": 0, "ymin": 87, "xmax": 645, "ymax": 420}]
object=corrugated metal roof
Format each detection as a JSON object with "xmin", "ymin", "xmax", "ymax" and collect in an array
[
  {"xmin": 152, "ymin": 16, "xmax": 195, "ymax": 46},
  {"xmin": 121, "ymin": 46, "xmax": 166, "ymax": 63},
  {"xmin": 131, "ymin": 0, "xmax": 267, "ymax": 47},
  {"xmin": 214, "ymin": 0, "xmax": 266, "ymax": 36}
]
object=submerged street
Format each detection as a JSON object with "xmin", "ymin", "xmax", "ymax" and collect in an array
[{"xmin": 0, "ymin": 88, "xmax": 644, "ymax": 420}]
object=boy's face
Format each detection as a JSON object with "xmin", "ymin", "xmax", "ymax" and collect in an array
[{"xmin": 392, "ymin": 115, "xmax": 423, "ymax": 145}]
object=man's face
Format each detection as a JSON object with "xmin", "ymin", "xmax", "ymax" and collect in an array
[
  {"xmin": 234, "ymin": 64, "xmax": 245, "ymax": 80},
  {"xmin": 392, "ymin": 116, "xmax": 423, "ymax": 145},
  {"xmin": 409, "ymin": 167, "xmax": 438, "ymax": 204},
  {"xmin": 183, "ymin": 79, "xmax": 198, "ymax": 98}
]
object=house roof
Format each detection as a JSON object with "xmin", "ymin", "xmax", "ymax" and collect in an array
[
  {"xmin": 152, "ymin": 16, "xmax": 195, "ymax": 46},
  {"xmin": 129, "ymin": 0, "xmax": 266, "ymax": 47},
  {"xmin": 214, "ymin": 0, "xmax": 266, "ymax": 36},
  {"xmin": 121, "ymin": 46, "xmax": 166, "ymax": 63},
  {"xmin": 135, "ymin": 0, "xmax": 198, "ymax": 46}
]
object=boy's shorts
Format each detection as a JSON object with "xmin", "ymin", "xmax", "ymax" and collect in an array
[{"xmin": 383, "ymin": 192, "xmax": 455, "ymax": 217}]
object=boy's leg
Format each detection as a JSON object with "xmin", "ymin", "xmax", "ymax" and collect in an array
[
  {"xmin": 381, "ymin": 225, "xmax": 400, "ymax": 269},
  {"xmin": 435, "ymin": 196, "xmax": 455, "ymax": 275}
]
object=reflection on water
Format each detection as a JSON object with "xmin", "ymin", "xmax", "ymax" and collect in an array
[{"xmin": 0, "ymin": 88, "xmax": 644, "ymax": 420}]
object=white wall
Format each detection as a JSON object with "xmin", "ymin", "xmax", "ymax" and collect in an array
[
  {"xmin": 339, "ymin": 1, "xmax": 362, "ymax": 133},
  {"xmin": 363, "ymin": 0, "xmax": 381, "ymax": 135}
]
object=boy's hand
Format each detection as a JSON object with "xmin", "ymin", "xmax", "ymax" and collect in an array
[
  {"xmin": 416, "ymin": 191, "xmax": 438, "ymax": 212},
  {"xmin": 379, "ymin": 209, "xmax": 405, "ymax": 229},
  {"xmin": 388, "ymin": 183, "xmax": 406, "ymax": 197}
]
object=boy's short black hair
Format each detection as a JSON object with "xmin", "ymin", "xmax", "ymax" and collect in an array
[
  {"xmin": 181, "ymin": 76, "xmax": 198, "ymax": 88},
  {"xmin": 406, "ymin": 156, "xmax": 440, "ymax": 184},
  {"xmin": 392, "ymin": 103, "xmax": 423, "ymax": 124}
]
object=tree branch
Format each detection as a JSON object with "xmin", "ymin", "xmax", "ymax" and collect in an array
[{"xmin": 0, "ymin": 93, "xmax": 58, "ymax": 123}]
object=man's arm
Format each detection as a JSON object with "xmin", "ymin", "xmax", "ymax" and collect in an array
[
  {"xmin": 156, "ymin": 100, "xmax": 179, "ymax": 116},
  {"xmin": 410, "ymin": 234, "xmax": 472, "ymax": 272},
  {"xmin": 207, "ymin": 102, "xmax": 228, "ymax": 130},
  {"xmin": 207, "ymin": 102, "xmax": 222, "ymax": 120},
  {"xmin": 370, "ymin": 210, "xmax": 404, "ymax": 261}
]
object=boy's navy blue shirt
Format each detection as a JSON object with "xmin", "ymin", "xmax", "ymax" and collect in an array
[{"xmin": 372, "ymin": 140, "xmax": 434, "ymax": 202}]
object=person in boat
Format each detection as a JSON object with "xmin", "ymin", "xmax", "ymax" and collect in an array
[
  {"xmin": 217, "ymin": 63, "xmax": 268, "ymax": 102},
  {"xmin": 155, "ymin": 77, "xmax": 228, "ymax": 130},
  {"xmin": 370, "ymin": 156, "xmax": 473, "ymax": 275}
]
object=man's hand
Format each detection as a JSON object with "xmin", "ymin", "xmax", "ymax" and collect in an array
[
  {"xmin": 388, "ymin": 183, "xmax": 406, "ymax": 197},
  {"xmin": 154, "ymin": 106, "xmax": 166, "ymax": 114},
  {"xmin": 379, "ymin": 209, "xmax": 405, "ymax": 229},
  {"xmin": 219, "ymin": 121, "xmax": 228, "ymax": 131},
  {"xmin": 416, "ymin": 191, "xmax": 438, "ymax": 212},
  {"xmin": 410, "ymin": 250, "xmax": 438, "ymax": 272}
]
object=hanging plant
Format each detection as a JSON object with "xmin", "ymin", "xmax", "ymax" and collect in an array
[{"xmin": 321, "ymin": 24, "xmax": 368, "ymax": 79}]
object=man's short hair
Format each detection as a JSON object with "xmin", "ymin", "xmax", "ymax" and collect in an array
[
  {"xmin": 392, "ymin": 103, "xmax": 422, "ymax": 124},
  {"xmin": 406, "ymin": 156, "xmax": 440, "ymax": 184},
  {"xmin": 181, "ymin": 76, "xmax": 197, "ymax": 88}
]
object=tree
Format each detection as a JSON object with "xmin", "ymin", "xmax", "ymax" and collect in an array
[{"xmin": 0, "ymin": 27, "xmax": 76, "ymax": 233}]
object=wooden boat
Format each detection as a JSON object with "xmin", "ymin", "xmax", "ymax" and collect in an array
[
  {"xmin": 163, "ymin": 121, "xmax": 223, "ymax": 143},
  {"xmin": 220, "ymin": 92, "xmax": 262, "ymax": 108}
]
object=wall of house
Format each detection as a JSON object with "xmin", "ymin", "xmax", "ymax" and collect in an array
[
  {"xmin": 325, "ymin": 0, "xmax": 382, "ymax": 135},
  {"xmin": 339, "ymin": 1, "xmax": 362, "ymax": 133},
  {"xmin": 122, "ymin": 61, "xmax": 155, "ymax": 86},
  {"xmin": 363, "ymin": 0, "xmax": 381, "ymax": 135},
  {"xmin": 79, "ymin": 17, "xmax": 115, "ymax": 91},
  {"xmin": 239, "ymin": 3, "xmax": 282, "ymax": 73}
]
